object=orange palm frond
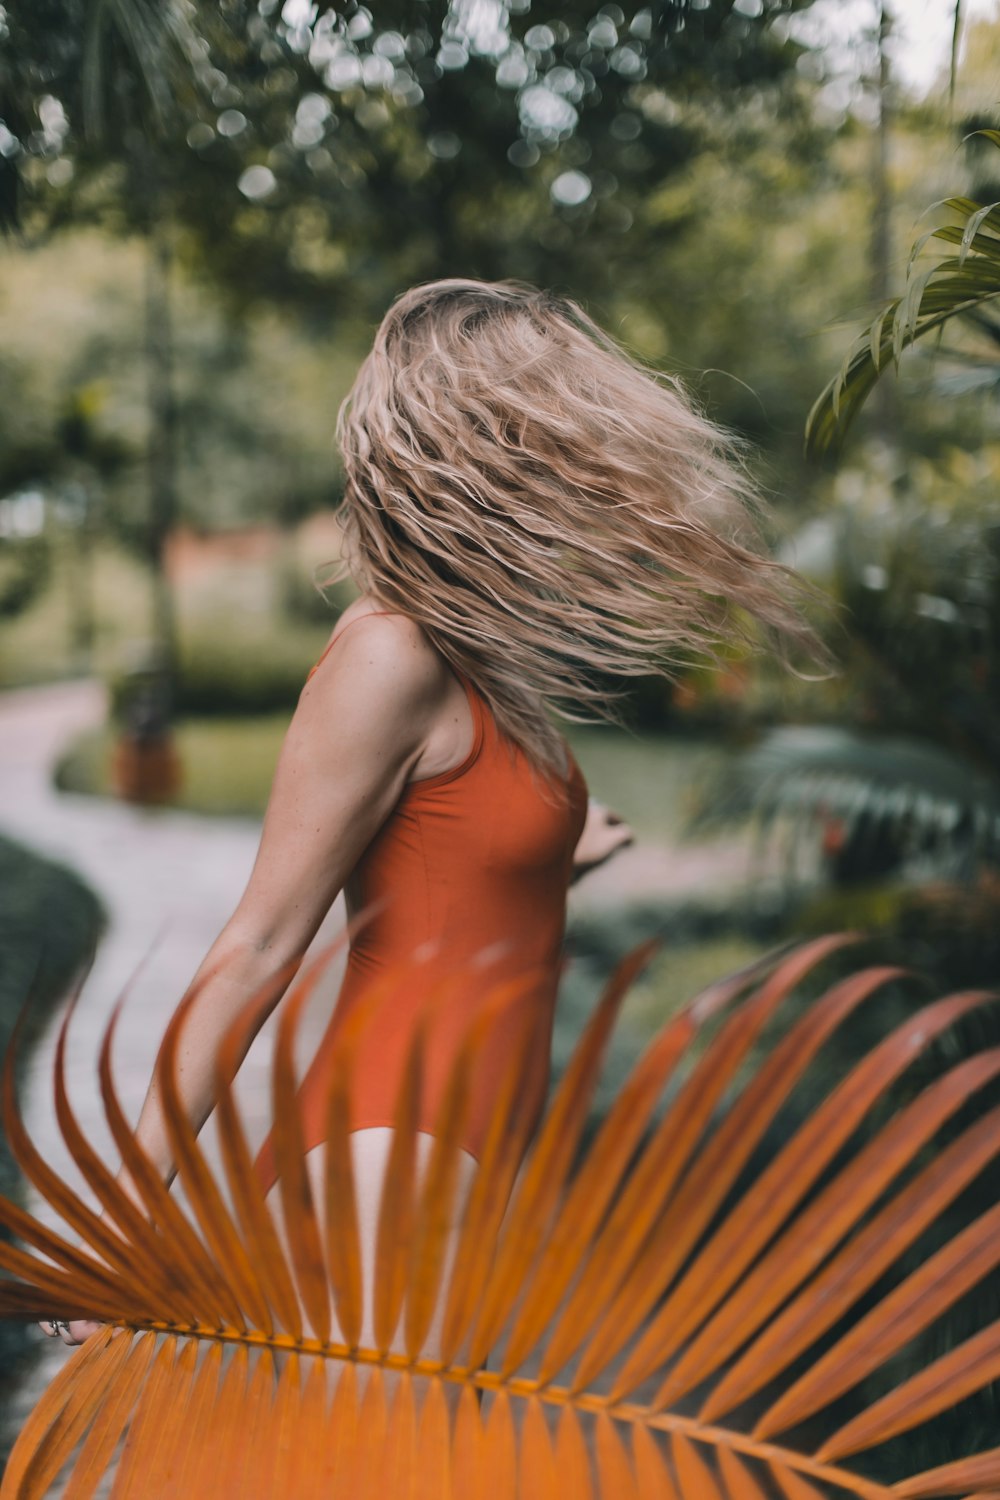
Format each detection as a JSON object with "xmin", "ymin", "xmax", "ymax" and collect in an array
[{"xmin": 2, "ymin": 931, "xmax": 1000, "ymax": 1497}]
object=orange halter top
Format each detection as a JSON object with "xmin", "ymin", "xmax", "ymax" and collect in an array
[{"xmin": 252, "ymin": 612, "xmax": 589, "ymax": 1193}]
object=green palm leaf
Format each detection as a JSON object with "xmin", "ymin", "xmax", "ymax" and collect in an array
[
  {"xmin": 694, "ymin": 724, "xmax": 1000, "ymax": 878},
  {"xmin": 806, "ymin": 135, "xmax": 1000, "ymax": 456}
]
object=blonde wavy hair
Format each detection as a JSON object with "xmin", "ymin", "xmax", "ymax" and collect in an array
[{"xmin": 319, "ymin": 277, "xmax": 832, "ymax": 789}]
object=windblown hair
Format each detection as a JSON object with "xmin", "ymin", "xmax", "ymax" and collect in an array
[{"xmin": 320, "ymin": 277, "xmax": 833, "ymax": 788}]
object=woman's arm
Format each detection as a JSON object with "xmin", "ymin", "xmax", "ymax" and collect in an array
[
  {"xmin": 115, "ymin": 612, "xmax": 451, "ymax": 1205},
  {"xmin": 44, "ymin": 614, "xmax": 451, "ymax": 1345}
]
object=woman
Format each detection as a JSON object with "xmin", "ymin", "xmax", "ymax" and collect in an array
[{"xmin": 40, "ymin": 278, "xmax": 825, "ymax": 1370}]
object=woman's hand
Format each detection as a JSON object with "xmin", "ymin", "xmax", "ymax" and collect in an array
[
  {"xmin": 38, "ymin": 1317, "xmax": 104, "ymax": 1347},
  {"xmin": 38, "ymin": 1179, "xmax": 145, "ymax": 1348},
  {"xmin": 571, "ymin": 796, "xmax": 634, "ymax": 883}
]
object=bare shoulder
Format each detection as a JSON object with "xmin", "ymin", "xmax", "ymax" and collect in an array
[
  {"xmin": 314, "ymin": 598, "xmax": 449, "ymax": 711},
  {"xmin": 326, "ymin": 594, "xmax": 390, "ymax": 638}
]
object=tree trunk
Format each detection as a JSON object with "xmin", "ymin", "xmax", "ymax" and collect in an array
[
  {"xmin": 145, "ymin": 211, "xmax": 180, "ymax": 696},
  {"xmin": 870, "ymin": 2, "xmax": 899, "ymax": 448},
  {"xmin": 65, "ymin": 479, "xmax": 96, "ymax": 673}
]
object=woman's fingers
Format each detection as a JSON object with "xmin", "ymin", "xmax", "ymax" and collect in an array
[
  {"xmin": 591, "ymin": 803, "xmax": 634, "ymax": 858},
  {"xmin": 64, "ymin": 1319, "xmax": 104, "ymax": 1345},
  {"xmin": 38, "ymin": 1318, "xmax": 104, "ymax": 1346},
  {"xmin": 599, "ymin": 823, "xmax": 634, "ymax": 861},
  {"xmin": 572, "ymin": 799, "xmax": 635, "ymax": 882}
]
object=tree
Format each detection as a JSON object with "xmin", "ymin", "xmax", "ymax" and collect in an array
[
  {"xmin": 806, "ymin": 100, "xmax": 1000, "ymax": 457},
  {"xmin": 3, "ymin": 1, "xmax": 826, "ymax": 320}
]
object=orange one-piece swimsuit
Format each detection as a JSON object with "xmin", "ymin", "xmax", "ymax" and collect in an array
[{"xmin": 252, "ymin": 612, "xmax": 589, "ymax": 1195}]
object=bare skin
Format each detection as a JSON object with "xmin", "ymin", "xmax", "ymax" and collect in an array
[{"xmin": 40, "ymin": 597, "xmax": 633, "ymax": 1349}]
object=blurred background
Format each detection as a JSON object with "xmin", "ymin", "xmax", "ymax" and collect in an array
[{"xmin": 3, "ymin": 0, "xmax": 1000, "ymax": 1474}]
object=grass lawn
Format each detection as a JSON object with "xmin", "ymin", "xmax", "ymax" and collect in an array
[
  {"xmin": 55, "ymin": 714, "xmax": 296, "ymax": 818},
  {"xmin": 561, "ymin": 723, "xmax": 727, "ymax": 843},
  {"xmin": 55, "ymin": 712, "xmax": 730, "ymax": 838}
]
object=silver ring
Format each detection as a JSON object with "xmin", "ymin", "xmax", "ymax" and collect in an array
[{"xmin": 48, "ymin": 1319, "xmax": 70, "ymax": 1337}]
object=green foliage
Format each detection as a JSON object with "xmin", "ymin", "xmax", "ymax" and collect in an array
[
  {"xmin": 0, "ymin": 357, "xmax": 60, "ymax": 497},
  {"xmin": 0, "ymin": 833, "xmax": 107, "ymax": 1455},
  {"xmin": 168, "ymin": 630, "xmax": 315, "ymax": 718},
  {"xmin": 0, "ymin": 832, "xmax": 106, "ymax": 1078},
  {"xmin": 807, "ymin": 132, "xmax": 1000, "ymax": 458},
  {"xmin": 51, "ymin": 722, "xmax": 111, "ymax": 799},
  {"xmin": 0, "ymin": 535, "xmax": 51, "ymax": 619},
  {"xmin": 832, "ymin": 492, "xmax": 1000, "ymax": 761},
  {"xmin": 698, "ymin": 721, "xmax": 1000, "ymax": 880},
  {"xmin": 0, "ymin": 527, "xmax": 153, "ymax": 689},
  {"xmin": 5, "ymin": 5, "xmax": 947, "ymax": 553},
  {"xmin": 277, "ymin": 552, "xmax": 352, "ymax": 628},
  {"xmin": 701, "ymin": 479, "xmax": 1000, "ymax": 884},
  {"xmin": 0, "ymin": 233, "xmax": 364, "ymax": 567},
  {"xmin": 794, "ymin": 869, "xmax": 1000, "ymax": 994},
  {"xmin": 4, "ymin": 1, "xmax": 825, "ymax": 321}
]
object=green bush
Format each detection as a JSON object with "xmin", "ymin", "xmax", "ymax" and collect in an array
[
  {"xmin": 106, "ymin": 628, "xmax": 329, "ymax": 722},
  {"xmin": 0, "ymin": 535, "xmax": 51, "ymax": 621},
  {"xmin": 0, "ymin": 833, "xmax": 107, "ymax": 1460},
  {"xmin": 278, "ymin": 558, "xmax": 353, "ymax": 628},
  {"xmin": 175, "ymin": 637, "xmax": 312, "ymax": 717}
]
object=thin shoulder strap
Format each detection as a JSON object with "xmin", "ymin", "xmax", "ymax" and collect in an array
[{"xmin": 305, "ymin": 610, "xmax": 406, "ymax": 682}]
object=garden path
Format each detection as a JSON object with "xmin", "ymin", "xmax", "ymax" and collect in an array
[{"xmin": 0, "ymin": 676, "xmax": 750, "ymax": 1457}]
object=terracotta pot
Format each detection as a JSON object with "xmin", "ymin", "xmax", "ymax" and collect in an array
[{"xmin": 111, "ymin": 733, "xmax": 183, "ymax": 805}]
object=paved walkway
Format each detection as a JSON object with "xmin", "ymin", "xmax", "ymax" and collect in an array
[
  {"xmin": 0, "ymin": 677, "xmax": 750, "ymax": 1450},
  {"xmin": 0, "ymin": 678, "xmax": 354, "ymax": 1439}
]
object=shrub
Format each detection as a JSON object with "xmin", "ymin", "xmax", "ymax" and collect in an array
[
  {"xmin": 0, "ymin": 833, "xmax": 107, "ymax": 1460},
  {"xmin": 106, "ymin": 631, "xmax": 324, "ymax": 722}
]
